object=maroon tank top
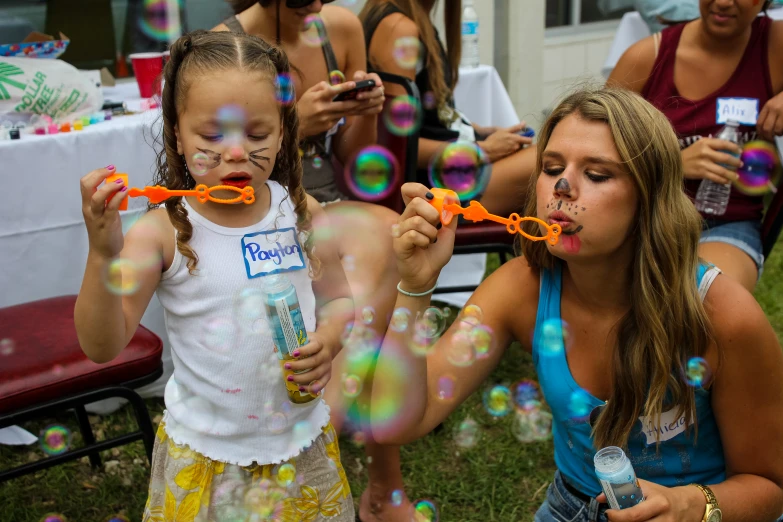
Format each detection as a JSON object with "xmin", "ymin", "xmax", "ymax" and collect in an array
[{"xmin": 642, "ymin": 16, "xmax": 774, "ymax": 223}]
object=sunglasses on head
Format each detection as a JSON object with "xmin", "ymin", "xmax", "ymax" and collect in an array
[{"xmin": 285, "ymin": 0, "xmax": 336, "ymax": 8}]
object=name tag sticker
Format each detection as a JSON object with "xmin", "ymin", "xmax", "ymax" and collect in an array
[
  {"xmin": 241, "ymin": 227, "xmax": 306, "ymax": 279},
  {"xmin": 716, "ymin": 97, "xmax": 758, "ymax": 126},
  {"xmin": 638, "ymin": 407, "xmax": 693, "ymax": 446}
]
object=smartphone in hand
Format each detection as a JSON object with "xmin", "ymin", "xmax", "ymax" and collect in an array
[{"xmin": 332, "ymin": 80, "xmax": 376, "ymax": 102}]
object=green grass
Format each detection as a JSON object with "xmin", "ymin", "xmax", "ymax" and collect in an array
[{"xmin": 2, "ymin": 239, "xmax": 782, "ymax": 522}]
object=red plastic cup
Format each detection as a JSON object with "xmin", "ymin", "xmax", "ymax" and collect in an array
[
  {"xmin": 130, "ymin": 52, "xmax": 163, "ymax": 98},
  {"xmin": 162, "ymin": 50, "xmax": 171, "ymax": 66}
]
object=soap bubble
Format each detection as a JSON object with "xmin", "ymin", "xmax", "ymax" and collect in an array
[
  {"xmin": 343, "ymin": 254, "xmax": 356, "ymax": 272},
  {"xmin": 568, "ymin": 389, "xmax": 593, "ymax": 421},
  {"xmin": 391, "ymin": 489, "xmax": 404, "ymax": 506},
  {"xmin": 351, "ymin": 431, "xmax": 366, "ymax": 447},
  {"xmin": 191, "ymin": 151, "xmax": 210, "ymax": 175},
  {"xmin": 429, "ymin": 141, "xmax": 490, "ymax": 201},
  {"xmin": 414, "ymin": 307, "xmax": 446, "ymax": 339},
  {"xmin": 512, "ymin": 380, "xmax": 540, "ymax": 410},
  {"xmin": 392, "ymin": 37, "xmax": 422, "ymax": 69},
  {"xmin": 345, "ymin": 145, "xmax": 400, "ymax": 201},
  {"xmin": 446, "ymin": 330, "xmax": 475, "ymax": 367},
  {"xmin": 266, "ymin": 412, "xmax": 287, "ymax": 434},
  {"xmin": 275, "ymin": 73, "xmax": 295, "ymax": 105},
  {"xmin": 409, "ymin": 333, "xmax": 436, "ymax": 357},
  {"xmin": 685, "ymin": 357, "xmax": 711, "ymax": 387},
  {"xmin": 202, "ymin": 317, "xmax": 235, "ymax": 353},
  {"xmin": 361, "ymin": 306, "xmax": 376, "ymax": 325},
  {"xmin": 103, "ymin": 258, "xmax": 140, "ymax": 296},
  {"xmin": 423, "ymin": 91, "xmax": 436, "ymax": 110},
  {"xmin": 461, "ymin": 304, "xmax": 484, "ymax": 322},
  {"xmin": 511, "ymin": 409, "xmax": 536, "ymax": 443},
  {"xmin": 470, "ymin": 325, "xmax": 493, "ymax": 359},
  {"xmin": 383, "ymin": 95, "xmax": 422, "ymax": 136},
  {"xmin": 483, "ymin": 385, "xmax": 512, "ymax": 417},
  {"xmin": 0, "ymin": 338, "xmax": 15, "ymax": 356},
  {"xmin": 233, "ymin": 287, "xmax": 268, "ymax": 334},
  {"xmin": 274, "ymin": 463, "xmax": 296, "ymax": 487},
  {"xmin": 40, "ymin": 425, "xmax": 72, "ymax": 456},
  {"xmin": 138, "ymin": 0, "xmax": 178, "ymax": 42},
  {"xmin": 436, "ymin": 374, "xmax": 456, "ymax": 401},
  {"xmin": 531, "ymin": 409, "xmax": 553, "ymax": 440},
  {"xmin": 454, "ymin": 417, "xmax": 480, "ymax": 448},
  {"xmin": 537, "ymin": 318, "xmax": 570, "ymax": 357},
  {"xmin": 735, "ymin": 141, "xmax": 781, "ymax": 195},
  {"xmin": 217, "ymin": 104, "xmax": 246, "ymax": 137},
  {"xmin": 301, "ymin": 14, "xmax": 327, "ymax": 47},
  {"xmin": 244, "ymin": 480, "xmax": 285, "ymax": 519},
  {"xmin": 342, "ymin": 373, "xmax": 363, "ymax": 398},
  {"xmin": 40, "ymin": 515, "xmax": 67, "ymax": 522},
  {"xmin": 312, "ymin": 156, "xmax": 323, "ymax": 169},
  {"xmin": 329, "ymin": 69, "xmax": 346, "ymax": 86},
  {"xmin": 413, "ymin": 499, "xmax": 439, "ymax": 522},
  {"xmin": 390, "ymin": 307, "xmax": 412, "ymax": 332},
  {"xmin": 103, "ymin": 516, "xmax": 130, "ymax": 522}
]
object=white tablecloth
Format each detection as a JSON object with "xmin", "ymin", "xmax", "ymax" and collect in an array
[
  {"xmin": 0, "ymin": 67, "xmax": 517, "ymax": 432},
  {"xmin": 602, "ymin": 10, "xmax": 783, "ymax": 78}
]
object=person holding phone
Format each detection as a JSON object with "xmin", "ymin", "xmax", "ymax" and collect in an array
[
  {"xmin": 360, "ymin": 0, "xmax": 535, "ymax": 216},
  {"xmin": 214, "ymin": 2, "xmax": 413, "ymax": 521}
]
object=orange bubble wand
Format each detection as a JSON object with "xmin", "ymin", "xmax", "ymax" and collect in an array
[
  {"xmin": 106, "ymin": 173, "xmax": 255, "ymax": 210},
  {"xmin": 428, "ymin": 187, "xmax": 561, "ymax": 245}
]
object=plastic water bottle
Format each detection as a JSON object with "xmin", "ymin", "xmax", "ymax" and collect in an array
[
  {"xmin": 594, "ymin": 446, "xmax": 645, "ymax": 510},
  {"xmin": 694, "ymin": 120, "xmax": 741, "ymax": 216},
  {"xmin": 263, "ymin": 272, "xmax": 315, "ymax": 404},
  {"xmin": 460, "ymin": 0, "xmax": 480, "ymax": 68}
]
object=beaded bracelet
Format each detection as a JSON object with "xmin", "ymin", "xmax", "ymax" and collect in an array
[{"xmin": 396, "ymin": 281, "xmax": 436, "ymax": 297}]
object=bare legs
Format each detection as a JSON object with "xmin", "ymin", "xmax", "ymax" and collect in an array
[
  {"xmin": 321, "ymin": 201, "xmax": 414, "ymax": 521},
  {"xmin": 699, "ymin": 241, "xmax": 759, "ymax": 292}
]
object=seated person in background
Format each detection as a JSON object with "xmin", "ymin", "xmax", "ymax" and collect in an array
[
  {"xmin": 360, "ymin": 0, "xmax": 534, "ymax": 216},
  {"xmin": 374, "ymin": 87, "xmax": 783, "ymax": 522},
  {"xmin": 215, "ymin": 2, "xmax": 414, "ymax": 520},
  {"xmin": 608, "ymin": 0, "xmax": 783, "ymax": 292}
]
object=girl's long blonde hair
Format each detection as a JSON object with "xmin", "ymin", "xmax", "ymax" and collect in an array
[
  {"xmin": 154, "ymin": 30, "xmax": 319, "ymax": 277},
  {"xmin": 360, "ymin": 0, "xmax": 461, "ymax": 126},
  {"xmin": 522, "ymin": 88, "xmax": 714, "ymax": 449}
]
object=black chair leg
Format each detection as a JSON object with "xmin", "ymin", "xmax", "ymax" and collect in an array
[
  {"xmin": 127, "ymin": 392, "xmax": 155, "ymax": 462},
  {"xmin": 73, "ymin": 405, "xmax": 101, "ymax": 469}
]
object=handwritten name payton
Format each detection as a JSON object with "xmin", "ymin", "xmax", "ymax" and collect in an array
[{"xmin": 244, "ymin": 241, "xmax": 302, "ymax": 265}]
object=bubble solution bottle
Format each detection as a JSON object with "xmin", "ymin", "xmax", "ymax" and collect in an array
[
  {"xmin": 695, "ymin": 119, "xmax": 741, "ymax": 216},
  {"xmin": 594, "ymin": 446, "xmax": 645, "ymax": 510},
  {"xmin": 262, "ymin": 272, "xmax": 315, "ymax": 404},
  {"xmin": 460, "ymin": 0, "xmax": 480, "ymax": 68}
]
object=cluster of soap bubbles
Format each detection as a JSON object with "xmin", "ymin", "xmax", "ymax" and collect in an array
[
  {"xmin": 383, "ymin": 95, "xmax": 422, "ymax": 136},
  {"xmin": 511, "ymin": 380, "xmax": 553, "ymax": 442},
  {"xmin": 40, "ymin": 425, "xmax": 72, "ymax": 456},
  {"xmin": 213, "ymin": 477, "xmax": 287, "ymax": 521},
  {"xmin": 345, "ymin": 145, "xmax": 400, "ymax": 201},
  {"xmin": 429, "ymin": 141, "xmax": 491, "ymax": 201},
  {"xmin": 138, "ymin": 0, "xmax": 180, "ymax": 42}
]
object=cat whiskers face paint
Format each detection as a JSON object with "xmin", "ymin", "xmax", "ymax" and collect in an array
[
  {"xmin": 195, "ymin": 148, "xmax": 222, "ymax": 169},
  {"xmin": 249, "ymin": 147, "xmax": 271, "ymax": 171}
]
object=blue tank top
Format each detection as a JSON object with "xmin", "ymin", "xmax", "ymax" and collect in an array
[{"xmin": 533, "ymin": 261, "xmax": 727, "ymax": 496}]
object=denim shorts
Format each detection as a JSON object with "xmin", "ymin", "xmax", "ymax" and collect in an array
[
  {"xmin": 534, "ymin": 471, "xmax": 609, "ymax": 522},
  {"xmin": 700, "ymin": 219, "xmax": 764, "ymax": 276}
]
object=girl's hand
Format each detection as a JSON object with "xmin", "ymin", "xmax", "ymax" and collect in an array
[
  {"xmin": 758, "ymin": 93, "xmax": 783, "ymax": 141},
  {"xmin": 681, "ymin": 138, "xmax": 743, "ymax": 184},
  {"xmin": 284, "ymin": 331, "xmax": 333, "ymax": 396},
  {"xmin": 346, "ymin": 70, "xmax": 385, "ymax": 117},
  {"xmin": 478, "ymin": 129, "xmax": 531, "ymax": 162},
  {"xmin": 79, "ymin": 165, "xmax": 128, "ymax": 259},
  {"xmin": 597, "ymin": 480, "xmax": 706, "ymax": 522},
  {"xmin": 393, "ymin": 183, "xmax": 457, "ymax": 294},
  {"xmin": 297, "ymin": 81, "xmax": 362, "ymax": 138}
]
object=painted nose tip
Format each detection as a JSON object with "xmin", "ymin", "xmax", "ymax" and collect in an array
[{"xmin": 228, "ymin": 145, "xmax": 244, "ymax": 158}]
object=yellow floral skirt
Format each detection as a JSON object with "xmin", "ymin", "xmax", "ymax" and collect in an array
[{"xmin": 143, "ymin": 420, "xmax": 354, "ymax": 522}]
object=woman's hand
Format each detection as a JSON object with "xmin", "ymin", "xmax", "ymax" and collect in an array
[
  {"xmin": 345, "ymin": 70, "xmax": 385, "ymax": 117},
  {"xmin": 284, "ymin": 331, "xmax": 334, "ymax": 396},
  {"xmin": 758, "ymin": 93, "xmax": 783, "ymax": 141},
  {"xmin": 393, "ymin": 183, "xmax": 457, "ymax": 294},
  {"xmin": 297, "ymin": 81, "xmax": 363, "ymax": 138},
  {"xmin": 80, "ymin": 165, "xmax": 128, "ymax": 259},
  {"xmin": 681, "ymin": 138, "xmax": 743, "ymax": 184},
  {"xmin": 598, "ymin": 480, "xmax": 706, "ymax": 522},
  {"xmin": 477, "ymin": 128, "xmax": 532, "ymax": 162}
]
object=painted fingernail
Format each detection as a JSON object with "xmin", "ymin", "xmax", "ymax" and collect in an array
[
  {"xmin": 284, "ymin": 363, "xmax": 292, "ymax": 370},
  {"xmin": 436, "ymin": 221, "xmax": 442, "ymax": 230},
  {"xmin": 299, "ymin": 386, "xmax": 306, "ymax": 392},
  {"xmin": 287, "ymin": 375, "xmax": 294, "ymax": 382},
  {"xmin": 293, "ymin": 350, "xmax": 301, "ymax": 357},
  {"xmin": 106, "ymin": 164, "xmax": 115, "ymax": 170},
  {"xmin": 121, "ymin": 186, "xmax": 128, "ymax": 192},
  {"xmin": 425, "ymin": 191, "xmax": 434, "ymax": 200},
  {"xmin": 115, "ymin": 178, "xmax": 124, "ymax": 184}
]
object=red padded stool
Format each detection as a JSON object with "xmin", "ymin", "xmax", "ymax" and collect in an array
[{"xmin": 0, "ymin": 295, "xmax": 163, "ymax": 482}]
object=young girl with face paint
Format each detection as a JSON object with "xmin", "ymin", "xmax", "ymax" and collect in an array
[
  {"xmin": 373, "ymin": 88, "xmax": 783, "ymax": 522},
  {"xmin": 75, "ymin": 31, "xmax": 356, "ymax": 521},
  {"xmin": 609, "ymin": 0, "xmax": 783, "ymax": 293}
]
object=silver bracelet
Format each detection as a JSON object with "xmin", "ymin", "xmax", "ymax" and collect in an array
[{"xmin": 397, "ymin": 281, "xmax": 436, "ymax": 297}]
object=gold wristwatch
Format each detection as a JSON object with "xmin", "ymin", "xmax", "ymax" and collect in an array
[{"xmin": 693, "ymin": 484, "xmax": 722, "ymax": 522}]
